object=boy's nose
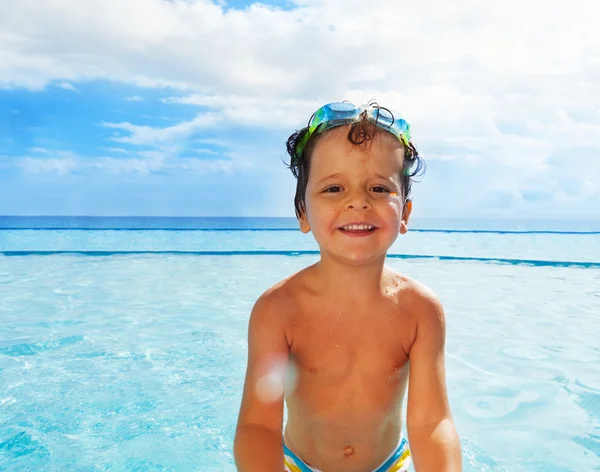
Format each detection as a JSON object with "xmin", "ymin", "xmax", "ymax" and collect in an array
[{"xmin": 345, "ymin": 191, "xmax": 371, "ymax": 211}]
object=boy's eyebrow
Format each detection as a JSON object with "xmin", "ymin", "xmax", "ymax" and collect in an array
[
  {"xmin": 316, "ymin": 173, "xmax": 341, "ymax": 185},
  {"xmin": 316, "ymin": 172, "xmax": 399, "ymax": 185},
  {"xmin": 374, "ymin": 172, "xmax": 393, "ymax": 181},
  {"xmin": 374, "ymin": 173, "xmax": 401, "ymax": 186}
]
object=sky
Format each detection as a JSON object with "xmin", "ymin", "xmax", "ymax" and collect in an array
[{"xmin": 1, "ymin": 0, "xmax": 599, "ymax": 219}]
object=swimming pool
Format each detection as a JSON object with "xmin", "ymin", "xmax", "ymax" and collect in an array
[{"xmin": 1, "ymin": 219, "xmax": 599, "ymax": 471}]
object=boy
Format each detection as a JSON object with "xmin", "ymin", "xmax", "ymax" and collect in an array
[{"xmin": 234, "ymin": 101, "xmax": 462, "ymax": 471}]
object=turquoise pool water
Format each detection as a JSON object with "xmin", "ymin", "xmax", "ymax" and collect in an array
[{"xmin": 0, "ymin": 218, "xmax": 599, "ymax": 471}]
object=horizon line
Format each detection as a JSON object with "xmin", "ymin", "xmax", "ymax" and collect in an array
[
  {"xmin": 0, "ymin": 227, "xmax": 598, "ymax": 235},
  {"xmin": 1, "ymin": 215, "xmax": 599, "ymax": 221}
]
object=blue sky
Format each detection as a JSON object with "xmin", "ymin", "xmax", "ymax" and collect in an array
[{"xmin": 1, "ymin": 0, "xmax": 599, "ymax": 219}]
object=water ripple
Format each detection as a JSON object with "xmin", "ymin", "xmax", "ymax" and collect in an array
[
  {"xmin": 0, "ymin": 335, "xmax": 84, "ymax": 357},
  {"xmin": 0, "ymin": 431, "xmax": 49, "ymax": 458}
]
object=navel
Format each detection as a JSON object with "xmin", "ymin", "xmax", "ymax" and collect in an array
[{"xmin": 343, "ymin": 445, "xmax": 354, "ymax": 456}]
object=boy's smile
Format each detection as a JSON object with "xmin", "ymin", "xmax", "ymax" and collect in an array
[
  {"xmin": 338, "ymin": 222, "xmax": 377, "ymax": 236},
  {"xmin": 299, "ymin": 125, "xmax": 412, "ymax": 264}
]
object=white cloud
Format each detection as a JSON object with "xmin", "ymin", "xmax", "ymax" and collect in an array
[
  {"xmin": 174, "ymin": 157, "xmax": 234, "ymax": 174},
  {"xmin": 12, "ymin": 149, "xmax": 235, "ymax": 176},
  {"xmin": 17, "ymin": 151, "xmax": 79, "ymax": 174},
  {"xmin": 125, "ymin": 95, "xmax": 143, "ymax": 101},
  {"xmin": 103, "ymin": 112, "xmax": 222, "ymax": 145},
  {"xmin": 57, "ymin": 81, "xmax": 77, "ymax": 91},
  {"xmin": 195, "ymin": 138, "xmax": 230, "ymax": 147},
  {"xmin": 91, "ymin": 155, "xmax": 166, "ymax": 174},
  {"xmin": 163, "ymin": 94, "xmax": 319, "ymax": 128},
  {"xmin": 100, "ymin": 147, "xmax": 130, "ymax": 154},
  {"xmin": 28, "ymin": 147, "xmax": 51, "ymax": 154},
  {"xmin": 1, "ymin": 0, "xmax": 600, "ymax": 216},
  {"xmin": 193, "ymin": 148, "xmax": 218, "ymax": 155}
]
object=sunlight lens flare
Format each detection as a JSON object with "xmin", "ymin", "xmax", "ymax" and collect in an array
[{"xmin": 255, "ymin": 355, "xmax": 298, "ymax": 404}]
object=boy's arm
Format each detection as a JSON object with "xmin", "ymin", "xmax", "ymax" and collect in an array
[
  {"xmin": 406, "ymin": 288, "xmax": 462, "ymax": 472},
  {"xmin": 234, "ymin": 292, "xmax": 290, "ymax": 472}
]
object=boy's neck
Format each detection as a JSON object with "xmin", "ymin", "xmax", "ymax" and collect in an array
[{"xmin": 313, "ymin": 253, "xmax": 389, "ymax": 301}]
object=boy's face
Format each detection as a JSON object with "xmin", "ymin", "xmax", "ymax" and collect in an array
[{"xmin": 299, "ymin": 125, "xmax": 412, "ymax": 265}]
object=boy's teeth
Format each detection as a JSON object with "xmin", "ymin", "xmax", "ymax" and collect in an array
[{"xmin": 343, "ymin": 224, "xmax": 373, "ymax": 230}]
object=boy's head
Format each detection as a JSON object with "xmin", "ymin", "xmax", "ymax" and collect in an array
[
  {"xmin": 285, "ymin": 101, "xmax": 426, "ymax": 263},
  {"xmin": 286, "ymin": 101, "xmax": 425, "ymax": 221}
]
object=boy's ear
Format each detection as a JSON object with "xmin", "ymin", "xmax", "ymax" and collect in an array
[
  {"xmin": 298, "ymin": 212, "xmax": 311, "ymax": 233},
  {"xmin": 399, "ymin": 200, "xmax": 412, "ymax": 234}
]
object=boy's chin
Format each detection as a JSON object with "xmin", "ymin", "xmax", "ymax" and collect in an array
[{"xmin": 324, "ymin": 248, "xmax": 388, "ymax": 266}]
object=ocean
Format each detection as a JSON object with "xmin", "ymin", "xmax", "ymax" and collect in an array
[{"xmin": 0, "ymin": 216, "xmax": 598, "ymax": 471}]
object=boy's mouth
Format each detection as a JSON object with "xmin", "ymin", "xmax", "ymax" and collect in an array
[{"xmin": 338, "ymin": 223, "xmax": 377, "ymax": 235}]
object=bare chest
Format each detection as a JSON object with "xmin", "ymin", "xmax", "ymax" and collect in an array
[{"xmin": 287, "ymin": 305, "xmax": 411, "ymax": 406}]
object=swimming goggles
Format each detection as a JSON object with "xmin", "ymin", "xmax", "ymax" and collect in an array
[{"xmin": 295, "ymin": 101, "xmax": 411, "ymax": 158}]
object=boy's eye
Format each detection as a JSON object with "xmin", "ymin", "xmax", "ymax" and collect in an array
[
  {"xmin": 371, "ymin": 186, "xmax": 391, "ymax": 193},
  {"xmin": 323, "ymin": 186, "xmax": 343, "ymax": 193}
]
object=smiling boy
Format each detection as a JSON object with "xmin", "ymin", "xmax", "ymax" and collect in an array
[{"xmin": 234, "ymin": 101, "xmax": 462, "ymax": 472}]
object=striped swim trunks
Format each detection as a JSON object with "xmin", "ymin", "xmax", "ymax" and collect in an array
[{"xmin": 283, "ymin": 436, "xmax": 411, "ymax": 472}]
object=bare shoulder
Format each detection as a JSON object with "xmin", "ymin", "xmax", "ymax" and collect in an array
[
  {"xmin": 250, "ymin": 267, "xmax": 310, "ymax": 329},
  {"xmin": 405, "ymin": 277, "xmax": 444, "ymax": 317},
  {"xmin": 388, "ymin": 269, "xmax": 446, "ymax": 342},
  {"xmin": 388, "ymin": 268, "xmax": 442, "ymax": 309}
]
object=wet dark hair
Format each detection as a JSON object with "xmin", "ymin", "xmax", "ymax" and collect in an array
[{"xmin": 285, "ymin": 109, "xmax": 426, "ymax": 219}]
